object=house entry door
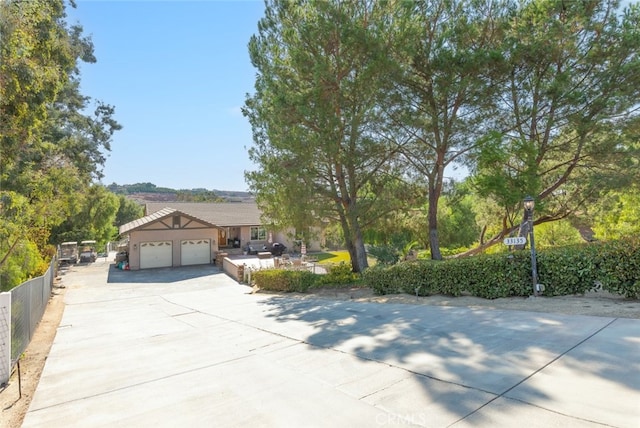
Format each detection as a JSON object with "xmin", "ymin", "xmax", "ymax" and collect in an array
[{"xmin": 218, "ymin": 229, "xmax": 227, "ymax": 247}]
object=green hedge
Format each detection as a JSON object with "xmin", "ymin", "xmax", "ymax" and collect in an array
[
  {"xmin": 253, "ymin": 269, "xmax": 318, "ymax": 292},
  {"xmin": 318, "ymin": 262, "xmax": 361, "ymax": 286},
  {"xmin": 252, "ymin": 262, "xmax": 362, "ymax": 292},
  {"xmin": 594, "ymin": 239, "xmax": 640, "ymax": 298},
  {"xmin": 363, "ymin": 253, "xmax": 531, "ymax": 299},
  {"xmin": 363, "ymin": 238, "xmax": 640, "ymax": 299},
  {"xmin": 252, "ymin": 239, "xmax": 639, "ymax": 299}
]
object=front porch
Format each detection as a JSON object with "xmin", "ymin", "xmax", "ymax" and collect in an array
[{"xmin": 217, "ymin": 226, "xmax": 243, "ymax": 250}]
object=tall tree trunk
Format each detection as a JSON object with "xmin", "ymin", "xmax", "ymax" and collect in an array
[
  {"xmin": 337, "ymin": 211, "xmax": 355, "ymax": 271},
  {"xmin": 345, "ymin": 236, "xmax": 359, "ymax": 273},
  {"xmin": 350, "ymin": 219, "xmax": 369, "ymax": 273},
  {"xmin": 428, "ymin": 192, "xmax": 442, "ymax": 260},
  {"xmin": 427, "ymin": 160, "xmax": 445, "ymax": 261},
  {"xmin": 337, "ymin": 203, "xmax": 369, "ymax": 273}
]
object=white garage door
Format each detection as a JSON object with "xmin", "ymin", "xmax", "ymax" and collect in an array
[
  {"xmin": 140, "ymin": 241, "xmax": 172, "ymax": 269},
  {"xmin": 181, "ymin": 239, "xmax": 211, "ymax": 266}
]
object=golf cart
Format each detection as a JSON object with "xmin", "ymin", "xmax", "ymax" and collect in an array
[
  {"xmin": 58, "ymin": 241, "xmax": 78, "ymax": 265},
  {"xmin": 79, "ymin": 240, "xmax": 98, "ymax": 263}
]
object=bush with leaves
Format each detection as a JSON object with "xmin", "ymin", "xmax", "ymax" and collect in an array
[
  {"xmin": 252, "ymin": 239, "xmax": 640, "ymax": 299},
  {"xmin": 594, "ymin": 239, "xmax": 640, "ymax": 299},
  {"xmin": 0, "ymin": 241, "xmax": 47, "ymax": 292},
  {"xmin": 365, "ymin": 239, "xmax": 640, "ymax": 299},
  {"xmin": 367, "ymin": 240, "xmax": 419, "ymax": 266},
  {"xmin": 318, "ymin": 262, "xmax": 361, "ymax": 286},
  {"xmin": 363, "ymin": 264, "xmax": 400, "ymax": 295},
  {"xmin": 367, "ymin": 245, "xmax": 400, "ymax": 266},
  {"xmin": 252, "ymin": 269, "xmax": 318, "ymax": 292},
  {"xmin": 536, "ymin": 246, "xmax": 600, "ymax": 296}
]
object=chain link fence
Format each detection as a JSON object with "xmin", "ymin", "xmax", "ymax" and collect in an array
[{"xmin": 9, "ymin": 258, "xmax": 56, "ymax": 365}]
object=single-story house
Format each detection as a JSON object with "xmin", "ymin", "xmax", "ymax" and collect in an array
[
  {"xmin": 118, "ymin": 207, "xmax": 219, "ymax": 270},
  {"xmin": 118, "ymin": 202, "xmax": 322, "ymax": 270}
]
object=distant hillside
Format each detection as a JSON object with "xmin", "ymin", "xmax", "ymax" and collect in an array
[{"xmin": 107, "ymin": 182, "xmax": 254, "ymax": 203}]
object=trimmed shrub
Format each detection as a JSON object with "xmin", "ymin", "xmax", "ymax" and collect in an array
[
  {"xmin": 365, "ymin": 238, "xmax": 640, "ymax": 299},
  {"xmin": 595, "ymin": 239, "xmax": 640, "ymax": 299},
  {"xmin": 363, "ymin": 264, "xmax": 402, "ymax": 295},
  {"xmin": 536, "ymin": 246, "xmax": 600, "ymax": 296},
  {"xmin": 253, "ymin": 269, "xmax": 318, "ymax": 292},
  {"xmin": 255, "ymin": 239, "xmax": 640, "ymax": 299},
  {"xmin": 318, "ymin": 262, "xmax": 361, "ymax": 286}
]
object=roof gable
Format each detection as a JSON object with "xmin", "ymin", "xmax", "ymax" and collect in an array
[{"xmin": 119, "ymin": 208, "xmax": 217, "ymax": 235}]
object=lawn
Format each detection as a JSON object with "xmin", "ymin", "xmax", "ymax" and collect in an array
[
  {"xmin": 312, "ymin": 250, "xmax": 377, "ymax": 267},
  {"xmin": 313, "ymin": 250, "xmax": 351, "ymax": 264}
]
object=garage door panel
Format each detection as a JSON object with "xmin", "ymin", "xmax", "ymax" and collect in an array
[
  {"xmin": 181, "ymin": 239, "xmax": 210, "ymax": 266},
  {"xmin": 140, "ymin": 241, "xmax": 172, "ymax": 269}
]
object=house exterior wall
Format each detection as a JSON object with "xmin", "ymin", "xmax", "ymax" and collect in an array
[
  {"xmin": 238, "ymin": 228, "xmax": 322, "ymax": 253},
  {"xmin": 274, "ymin": 229, "xmax": 323, "ymax": 252},
  {"xmin": 128, "ymin": 227, "xmax": 218, "ymax": 270},
  {"xmin": 122, "ymin": 210, "xmax": 325, "ymax": 271},
  {"xmin": 236, "ymin": 227, "xmax": 291, "ymax": 253},
  {"xmin": 239, "ymin": 227, "xmax": 252, "ymax": 249}
]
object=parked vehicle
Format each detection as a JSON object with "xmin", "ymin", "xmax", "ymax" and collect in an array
[
  {"xmin": 58, "ymin": 242, "xmax": 78, "ymax": 264},
  {"xmin": 79, "ymin": 240, "xmax": 98, "ymax": 263}
]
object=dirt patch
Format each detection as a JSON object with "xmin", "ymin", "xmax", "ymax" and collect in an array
[{"xmin": 1, "ymin": 280, "xmax": 67, "ymax": 428}]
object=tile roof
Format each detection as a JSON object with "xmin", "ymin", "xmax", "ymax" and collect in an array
[
  {"xmin": 144, "ymin": 202, "xmax": 263, "ymax": 227},
  {"xmin": 119, "ymin": 207, "xmax": 177, "ymax": 235}
]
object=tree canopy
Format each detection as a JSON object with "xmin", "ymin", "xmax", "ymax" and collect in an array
[
  {"xmin": 391, "ymin": 0, "xmax": 510, "ymax": 259},
  {"xmin": 469, "ymin": 0, "xmax": 640, "ymax": 253},
  {"xmin": 244, "ymin": 0, "xmax": 413, "ymax": 272},
  {"xmin": 245, "ymin": 0, "xmax": 640, "ymax": 266},
  {"xmin": 1, "ymin": 0, "xmax": 122, "ymax": 290}
]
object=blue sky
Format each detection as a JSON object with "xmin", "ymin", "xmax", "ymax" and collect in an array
[
  {"xmin": 66, "ymin": 1, "xmax": 266, "ymax": 191},
  {"xmin": 65, "ymin": 1, "xmax": 636, "ymax": 192}
]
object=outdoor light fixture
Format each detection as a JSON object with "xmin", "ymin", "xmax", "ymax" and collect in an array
[
  {"xmin": 524, "ymin": 196, "xmax": 540, "ymax": 296},
  {"xmin": 524, "ymin": 196, "xmax": 535, "ymax": 212}
]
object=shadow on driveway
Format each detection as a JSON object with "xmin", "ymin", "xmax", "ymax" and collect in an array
[{"xmin": 256, "ymin": 295, "xmax": 637, "ymax": 426}]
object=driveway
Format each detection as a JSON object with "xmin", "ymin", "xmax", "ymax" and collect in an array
[{"xmin": 22, "ymin": 259, "xmax": 640, "ymax": 427}]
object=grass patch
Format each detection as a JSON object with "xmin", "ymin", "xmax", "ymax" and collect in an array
[
  {"xmin": 311, "ymin": 250, "xmax": 377, "ymax": 268},
  {"xmin": 313, "ymin": 251, "xmax": 351, "ymax": 264}
]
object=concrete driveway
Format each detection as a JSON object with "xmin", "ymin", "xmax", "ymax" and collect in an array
[{"xmin": 22, "ymin": 259, "xmax": 640, "ymax": 427}]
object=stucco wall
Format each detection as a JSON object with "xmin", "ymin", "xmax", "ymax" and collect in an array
[
  {"xmin": 238, "ymin": 228, "xmax": 323, "ymax": 253},
  {"xmin": 272, "ymin": 229, "xmax": 323, "ymax": 252}
]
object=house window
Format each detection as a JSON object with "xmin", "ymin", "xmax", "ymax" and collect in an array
[
  {"xmin": 250, "ymin": 226, "xmax": 266, "ymax": 240},
  {"xmin": 173, "ymin": 216, "xmax": 180, "ymax": 228}
]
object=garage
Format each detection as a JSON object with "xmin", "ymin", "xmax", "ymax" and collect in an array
[
  {"xmin": 181, "ymin": 239, "xmax": 211, "ymax": 266},
  {"xmin": 118, "ymin": 208, "xmax": 219, "ymax": 270},
  {"xmin": 140, "ymin": 241, "xmax": 172, "ymax": 269}
]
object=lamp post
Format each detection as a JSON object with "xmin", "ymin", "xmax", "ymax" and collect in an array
[{"xmin": 524, "ymin": 196, "xmax": 540, "ymax": 296}]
